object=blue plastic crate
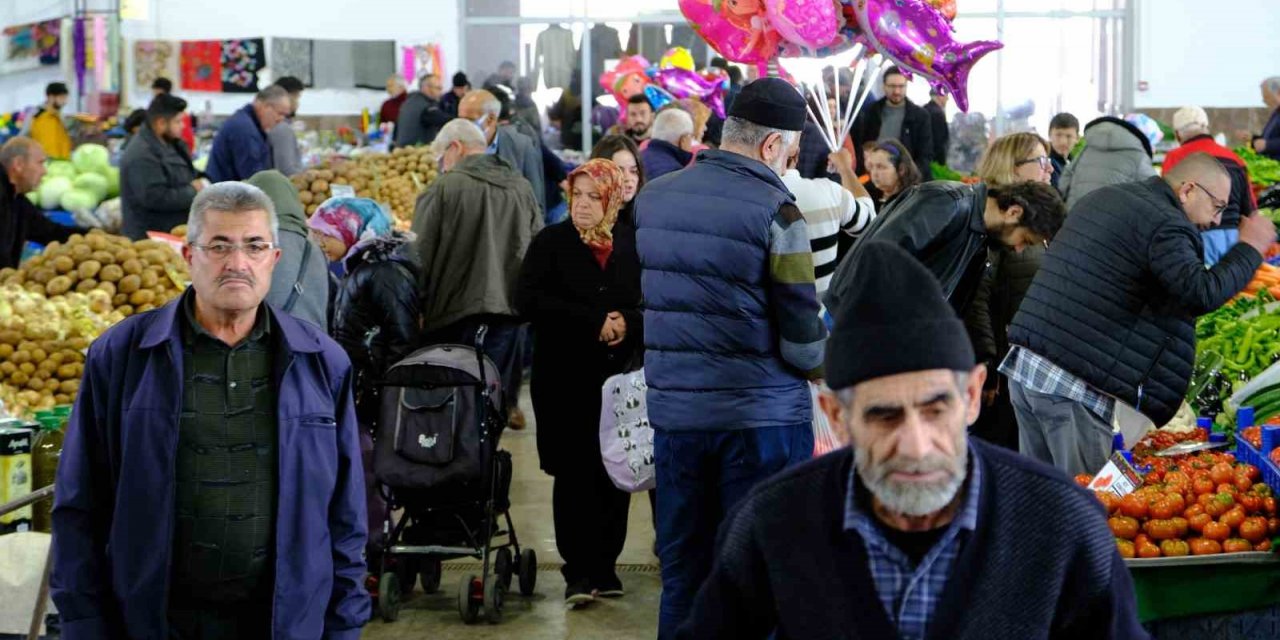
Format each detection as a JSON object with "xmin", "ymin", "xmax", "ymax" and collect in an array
[{"xmin": 1236, "ymin": 435, "xmax": 1280, "ymax": 496}]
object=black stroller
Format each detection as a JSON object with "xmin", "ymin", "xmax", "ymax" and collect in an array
[{"xmin": 371, "ymin": 327, "xmax": 537, "ymax": 623}]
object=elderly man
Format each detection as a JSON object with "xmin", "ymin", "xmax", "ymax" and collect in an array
[
  {"xmin": 0, "ymin": 137, "xmax": 86, "ymax": 268},
  {"xmin": 1239, "ymin": 77, "xmax": 1280, "ymax": 161},
  {"xmin": 1006, "ymin": 154, "xmax": 1276, "ymax": 476},
  {"xmin": 51, "ymin": 182, "xmax": 369, "ymax": 638},
  {"xmin": 267, "ymin": 76, "xmax": 306, "ymax": 177},
  {"xmin": 120, "ymin": 94, "xmax": 205, "ymax": 240},
  {"xmin": 459, "ymin": 88, "xmax": 546, "ymax": 213},
  {"xmin": 1164, "ymin": 106, "xmax": 1256, "ymax": 265},
  {"xmin": 206, "ymin": 86, "xmax": 292, "ymax": 182},
  {"xmin": 395, "ymin": 73, "xmax": 451, "ymax": 148},
  {"xmin": 677, "ymin": 241, "xmax": 1147, "ymax": 639},
  {"xmin": 380, "ymin": 75, "xmax": 408, "ymax": 125},
  {"xmin": 641, "ymin": 108, "xmax": 695, "ymax": 180},
  {"xmin": 412, "ymin": 118, "xmax": 541, "ymax": 420},
  {"xmin": 636, "ymin": 78, "xmax": 828, "ymax": 639}
]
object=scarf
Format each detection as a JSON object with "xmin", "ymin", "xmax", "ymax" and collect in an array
[
  {"xmin": 307, "ymin": 197, "xmax": 393, "ymax": 261},
  {"xmin": 567, "ymin": 158, "xmax": 625, "ymax": 266}
]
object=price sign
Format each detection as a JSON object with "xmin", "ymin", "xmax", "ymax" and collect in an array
[
  {"xmin": 330, "ymin": 184, "xmax": 356, "ymax": 198},
  {"xmin": 1087, "ymin": 452, "xmax": 1144, "ymax": 498}
]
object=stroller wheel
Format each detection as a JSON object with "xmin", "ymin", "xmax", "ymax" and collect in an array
[
  {"xmin": 394, "ymin": 556, "xmax": 418, "ymax": 598},
  {"xmin": 518, "ymin": 548, "xmax": 538, "ymax": 596},
  {"xmin": 378, "ymin": 572, "xmax": 402, "ymax": 622},
  {"xmin": 419, "ymin": 559, "xmax": 443, "ymax": 595},
  {"xmin": 457, "ymin": 574, "xmax": 482, "ymax": 624},
  {"xmin": 483, "ymin": 574, "xmax": 505, "ymax": 624},
  {"xmin": 494, "ymin": 547, "xmax": 514, "ymax": 591}
]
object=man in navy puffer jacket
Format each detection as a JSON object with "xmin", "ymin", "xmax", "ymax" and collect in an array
[{"xmin": 635, "ymin": 77, "xmax": 828, "ymax": 639}]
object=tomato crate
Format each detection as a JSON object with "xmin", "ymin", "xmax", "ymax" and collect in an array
[{"xmin": 1235, "ymin": 435, "xmax": 1280, "ymax": 496}]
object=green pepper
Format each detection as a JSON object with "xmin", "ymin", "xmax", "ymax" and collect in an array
[{"xmin": 1237, "ymin": 327, "xmax": 1258, "ymax": 362}]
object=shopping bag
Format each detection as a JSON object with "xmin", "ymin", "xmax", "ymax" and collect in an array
[
  {"xmin": 599, "ymin": 368, "xmax": 655, "ymax": 492},
  {"xmin": 811, "ymin": 381, "xmax": 842, "ymax": 457}
]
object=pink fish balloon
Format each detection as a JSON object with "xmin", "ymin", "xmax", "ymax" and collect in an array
[
  {"xmin": 655, "ymin": 67, "xmax": 730, "ymax": 118},
  {"xmin": 852, "ymin": 0, "xmax": 1000, "ymax": 112},
  {"xmin": 679, "ymin": 0, "xmax": 785, "ymax": 69}
]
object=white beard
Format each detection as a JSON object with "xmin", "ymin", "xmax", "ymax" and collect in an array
[{"xmin": 855, "ymin": 445, "xmax": 968, "ymax": 517}]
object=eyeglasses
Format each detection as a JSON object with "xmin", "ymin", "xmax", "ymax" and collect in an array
[
  {"xmin": 190, "ymin": 241, "xmax": 277, "ymax": 261},
  {"xmin": 1191, "ymin": 182, "xmax": 1228, "ymax": 216},
  {"xmin": 1016, "ymin": 156, "xmax": 1052, "ymax": 170}
]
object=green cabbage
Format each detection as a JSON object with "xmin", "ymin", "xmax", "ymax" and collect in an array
[
  {"xmin": 45, "ymin": 161, "xmax": 76, "ymax": 180},
  {"xmin": 72, "ymin": 173, "xmax": 109, "ymax": 202},
  {"xmin": 60, "ymin": 188, "xmax": 100, "ymax": 213},
  {"xmin": 38, "ymin": 177, "xmax": 73, "ymax": 210},
  {"xmin": 70, "ymin": 144, "xmax": 110, "ymax": 174},
  {"xmin": 101, "ymin": 165, "xmax": 120, "ymax": 198}
]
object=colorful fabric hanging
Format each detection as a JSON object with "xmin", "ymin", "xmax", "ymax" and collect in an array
[
  {"xmin": 180, "ymin": 40, "xmax": 221, "ymax": 92},
  {"xmin": 36, "ymin": 19, "xmax": 60, "ymax": 65},
  {"xmin": 134, "ymin": 40, "xmax": 177, "ymax": 89},
  {"xmin": 401, "ymin": 44, "xmax": 444, "ymax": 85},
  {"xmin": 221, "ymin": 38, "xmax": 265, "ymax": 93},
  {"xmin": 72, "ymin": 18, "xmax": 85, "ymax": 93},
  {"xmin": 93, "ymin": 15, "xmax": 107, "ymax": 88}
]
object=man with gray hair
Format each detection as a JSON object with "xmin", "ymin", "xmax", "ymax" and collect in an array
[
  {"xmin": 0, "ymin": 136, "xmax": 87, "ymax": 268},
  {"xmin": 635, "ymin": 77, "xmax": 827, "ymax": 639},
  {"xmin": 458, "ymin": 88, "xmax": 546, "ymax": 213},
  {"xmin": 394, "ymin": 72, "xmax": 451, "ymax": 148},
  {"xmin": 1238, "ymin": 77, "xmax": 1280, "ymax": 161},
  {"xmin": 1165, "ymin": 106, "xmax": 1257, "ymax": 265},
  {"xmin": 206, "ymin": 85, "xmax": 293, "ymax": 182},
  {"xmin": 412, "ymin": 118, "xmax": 541, "ymax": 416},
  {"xmin": 641, "ymin": 108, "xmax": 695, "ymax": 180},
  {"xmin": 52, "ymin": 181, "xmax": 370, "ymax": 638}
]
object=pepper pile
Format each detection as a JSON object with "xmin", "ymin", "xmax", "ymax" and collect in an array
[
  {"xmin": 1237, "ymin": 147, "xmax": 1280, "ymax": 188},
  {"xmin": 1189, "ymin": 290, "xmax": 1280, "ymax": 419}
]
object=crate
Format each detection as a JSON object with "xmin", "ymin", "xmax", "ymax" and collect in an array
[{"xmin": 1235, "ymin": 432, "xmax": 1280, "ymax": 496}]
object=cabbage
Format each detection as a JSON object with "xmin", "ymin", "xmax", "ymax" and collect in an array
[
  {"xmin": 100, "ymin": 165, "xmax": 120, "ymax": 198},
  {"xmin": 60, "ymin": 188, "xmax": 100, "ymax": 213},
  {"xmin": 70, "ymin": 144, "xmax": 110, "ymax": 174},
  {"xmin": 45, "ymin": 160, "xmax": 77, "ymax": 180},
  {"xmin": 72, "ymin": 173, "xmax": 109, "ymax": 202},
  {"xmin": 38, "ymin": 177, "xmax": 73, "ymax": 210}
]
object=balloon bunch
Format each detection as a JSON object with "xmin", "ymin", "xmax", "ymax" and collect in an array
[
  {"xmin": 680, "ymin": 0, "xmax": 1001, "ymax": 113},
  {"xmin": 599, "ymin": 48, "xmax": 732, "ymax": 119}
]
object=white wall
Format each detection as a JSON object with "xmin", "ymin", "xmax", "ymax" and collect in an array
[
  {"xmin": 0, "ymin": 0, "xmax": 460, "ymax": 116},
  {"xmin": 1133, "ymin": 0, "xmax": 1280, "ymax": 108}
]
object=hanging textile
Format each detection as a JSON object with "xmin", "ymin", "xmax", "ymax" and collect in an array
[
  {"xmin": 311, "ymin": 39, "xmax": 355, "ymax": 88},
  {"xmin": 180, "ymin": 40, "xmax": 222, "ymax": 92},
  {"xmin": 106, "ymin": 16, "xmax": 120, "ymax": 91},
  {"xmin": 72, "ymin": 19, "xmax": 85, "ymax": 94},
  {"xmin": 352, "ymin": 40, "xmax": 395, "ymax": 90},
  {"xmin": 1, "ymin": 20, "xmax": 52, "ymax": 74},
  {"xmin": 134, "ymin": 40, "xmax": 177, "ymax": 89},
  {"xmin": 92, "ymin": 15, "xmax": 107, "ymax": 88},
  {"xmin": 221, "ymin": 38, "xmax": 266, "ymax": 93},
  {"xmin": 36, "ymin": 19, "xmax": 60, "ymax": 65},
  {"xmin": 270, "ymin": 38, "xmax": 313, "ymax": 86},
  {"xmin": 401, "ymin": 44, "xmax": 443, "ymax": 85},
  {"xmin": 59, "ymin": 18, "xmax": 72, "ymax": 86}
]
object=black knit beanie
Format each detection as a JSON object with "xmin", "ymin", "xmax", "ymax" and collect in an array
[{"xmin": 825, "ymin": 241, "xmax": 976, "ymax": 390}]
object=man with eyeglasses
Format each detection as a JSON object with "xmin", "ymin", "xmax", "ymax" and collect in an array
[
  {"xmin": 1004, "ymin": 153, "xmax": 1276, "ymax": 477},
  {"xmin": 206, "ymin": 85, "xmax": 293, "ymax": 183},
  {"xmin": 1164, "ymin": 106, "xmax": 1257, "ymax": 266},
  {"xmin": 52, "ymin": 182, "xmax": 370, "ymax": 639},
  {"xmin": 852, "ymin": 66, "xmax": 935, "ymax": 183}
]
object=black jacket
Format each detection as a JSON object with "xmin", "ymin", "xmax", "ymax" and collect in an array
[
  {"xmin": 516, "ymin": 220, "xmax": 642, "ymax": 476},
  {"xmin": 829, "ymin": 181, "xmax": 990, "ymax": 319},
  {"xmin": 394, "ymin": 92, "xmax": 451, "ymax": 147},
  {"xmin": 0, "ymin": 168, "xmax": 82, "ymax": 269},
  {"xmin": 120, "ymin": 125, "xmax": 198, "ymax": 240},
  {"xmin": 1009, "ymin": 177, "xmax": 1260, "ymax": 426},
  {"xmin": 331, "ymin": 234, "xmax": 421, "ymax": 421},
  {"xmin": 853, "ymin": 97, "xmax": 935, "ymax": 182},
  {"xmin": 677, "ymin": 441, "xmax": 1147, "ymax": 640},
  {"xmin": 967, "ymin": 244, "xmax": 1045, "ymax": 388},
  {"xmin": 925, "ymin": 100, "xmax": 950, "ymax": 166}
]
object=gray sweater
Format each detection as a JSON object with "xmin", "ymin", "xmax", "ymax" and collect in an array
[
  {"xmin": 266, "ymin": 229, "xmax": 330, "ymax": 331},
  {"xmin": 268, "ymin": 121, "xmax": 303, "ymax": 177}
]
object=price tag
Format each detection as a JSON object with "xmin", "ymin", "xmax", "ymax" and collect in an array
[
  {"xmin": 331, "ymin": 184, "xmax": 356, "ymax": 198},
  {"xmin": 1087, "ymin": 452, "xmax": 1144, "ymax": 498}
]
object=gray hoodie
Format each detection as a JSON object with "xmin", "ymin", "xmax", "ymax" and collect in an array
[{"xmin": 1059, "ymin": 117, "xmax": 1157, "ymax": 211}]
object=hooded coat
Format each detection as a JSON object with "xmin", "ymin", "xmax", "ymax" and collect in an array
[
  {"xmin": 247, "ymin": 170, "xmax": 332, "ymax": 330},
  {"xmin": 1059, "ymin": 117, "xmax": 1157, "ymax": 211}
]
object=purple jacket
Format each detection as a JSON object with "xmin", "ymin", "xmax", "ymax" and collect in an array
[{"xmin": 51, "ymin": 299, "xmax": 370, "ymax": 640}]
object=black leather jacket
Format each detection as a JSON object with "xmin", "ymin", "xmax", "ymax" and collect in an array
[{"xmin": 828, "ymin": 181, "xmax": 990, "ymax": 318}]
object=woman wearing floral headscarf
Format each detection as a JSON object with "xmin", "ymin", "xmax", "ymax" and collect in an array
[
  {"xmin": 517, "ymin": 159, "xmax": 643, "ymax": 608},
  {"xmin": 306, "ymin": 197, "xmax": 394, "ymax": 277}
]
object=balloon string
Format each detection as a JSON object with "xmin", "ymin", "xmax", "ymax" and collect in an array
[
  {"xmin": 844, "ymin": 56, "xmax": 888, "ymax": 146},
  {"xmin": 813, "ymin": 74, "xmax": 837, "ymax": 154},
  {"xmin": 803, "ymin": 87, "xmax": 837, "ymax": 153},
  {"xmin": 836, "ymin": 43, "xmax": 867, "ymax": 149}
]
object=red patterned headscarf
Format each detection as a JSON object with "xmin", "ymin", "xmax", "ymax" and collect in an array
[{"xmin": 567, "ymin": 159, "xmax": 625, "ymax": 248}]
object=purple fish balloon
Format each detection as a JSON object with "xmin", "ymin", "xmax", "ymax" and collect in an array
[
  {"xmin": 853, "ymin": 0, "xmax": 1001, "ymax": 112},
  {"xmin": 654, "ymin": 68, "xmax": 730, "ymax": 118}
]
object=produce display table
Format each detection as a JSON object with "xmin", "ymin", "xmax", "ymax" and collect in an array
[{"xmin": 1129, "ymin": 555, "xmax": 1280, "ymax": 624}]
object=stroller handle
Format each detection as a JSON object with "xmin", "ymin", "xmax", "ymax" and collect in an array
[{"xmin": 474, "ymin": 325, "xmax": 488, "ymax": 351}]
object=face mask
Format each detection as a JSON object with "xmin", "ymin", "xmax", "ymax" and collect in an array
[{"xmin": 473, "ymin": 115, "xmax": 490, "ymax": 133}]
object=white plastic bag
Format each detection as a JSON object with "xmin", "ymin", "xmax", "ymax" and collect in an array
[{"xmin": 599, "ymin": 369, "xmax": 655, "ymax": 493}]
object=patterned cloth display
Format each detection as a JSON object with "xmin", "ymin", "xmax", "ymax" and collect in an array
[
  {"xmin": 133, "ymin": 40, "xmax": 178, "ymax": 89},
  {"xmin": 180, "ymin": 40, "xmax": 221, "ymax": 92},
  {"xmin": 270, "ymin": 38, "xmax": 313, "ymax": 86},
  {"xmin": 221, "ymin": 38, "xmax": 266, "ymax": 93},
  {"xmin": 1, "ymin": 19, "xmax": 61, "ymax": 74},
  {"xmin": 352, "ymin": 40, "xmax": 395, "ymax": 90},
  {"xmin": 311, "ymin": 39, "xmax": 354, "ymax": 89}
]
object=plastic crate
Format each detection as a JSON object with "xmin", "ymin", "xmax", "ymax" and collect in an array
[{"xmin": 1236, "ymin": 432, "xmax": 1280, "ymax": 496}]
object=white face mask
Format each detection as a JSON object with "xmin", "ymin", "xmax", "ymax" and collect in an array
[{"xmin": 473, "ymin": 115, "xmax": 490, "ymax": 134}]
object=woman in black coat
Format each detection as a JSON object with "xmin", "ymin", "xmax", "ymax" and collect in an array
[{"xmin": 517, "ymin": 158, "xmax": 643, "ymax": 608}]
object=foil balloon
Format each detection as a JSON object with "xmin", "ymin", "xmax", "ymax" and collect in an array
[
  {"xmin": 660, "ymin": 46, "xmax": 695, "ymax": 71},
  {"xmin": 766, "ymin": 0, "xmax": 841, "ymax": 50},
  {"xmin": 600, "ymin": 56, "xmax": 655, "ymax": 110},
  {"xmin": 654, "ymin": 67, "xmax": 730, "ymax": 118},
  {"xmin": 851, "ymin": 0, "xmax": 1000, "ymax": 112},
  {"xmin": 928, "ymin": 0, "xmax": 958, "ymax": 22},
  {"xmin": 644, "ymin": 85, "xmax": 676, "ymax": 112},
  {"xmin": 680, "ymin": 0, "xmax": 785, "ymax": 69}
]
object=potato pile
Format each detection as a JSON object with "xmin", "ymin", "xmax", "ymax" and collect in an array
[
  {"xmin": 0, "ymin": 229, "xmax": 190, "ymax": 319},
  {"xmin": 291, "ymin": 146, "xmax": 439, "ymax": 228},
  {"xmin": 0, "ymin": 286, "xmax": 115, "ymax": 416}
]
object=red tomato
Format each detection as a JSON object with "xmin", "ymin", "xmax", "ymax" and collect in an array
[
  {"xmin": 1239, "ymin": 517, "xmax": 1269, "ymax": 543},
  {"xmin": 1165, "ymin": 492, "xmax": 1187, "ymax": 515},
  {"xmin": 1224, "ymin": 453, "xmax": 1237, "ymax": 464},
  {"xmin": 1190, "ymin": 538, "xmax": 1223, "ymax": 555},
  {"xmin": 1183, "ymin": 503, "xmax": 1205, "ymax": 519},
  {"xmin": 1164, "ymin": 471, "xmax": 1190, "ymax": 492},
  {"xmin": 1235, "ymin": 474, "xmax": 1255, "ymax": 493},
  {"xmin": 1257, "ymin": 540, "xmax": 1273, "ymax": 552},
  {"xmin": 1223, "ymin": 538, "xmax": 1254, "ymax": 553},
  {"xmin": 1075, "ymin": 473, "xmax": 1093, "ymax": 487},
  {"xmin": 1193, "ymin": 476, "xmax": 1216, "ymax": 496},
  {"xmin": 1266, "ymin": 497, "xmax": 1277, "ymax": 515},
  {"xmin": 1188, "ymin": 513, "xmax": 1213, "ymax": 533},
  {"xmin": 1109, "ymin": 516, "xmax": 1139, "ymax": 540},
  {"xmin": 1144, "ymin": 519, "xmax": 1179, "ymax": 540},
  {"xmin": 1170, "ymin": 516, "xmax": 1189, "ymax": 537},
  {"xmin": 1120, "ymin": 494, "xmax": 1149, "ymax": 519},
  {"xmin": 1203, "ymin": 521, "xmax": 1232, "ymax": 541},
  {"xmin": 1134, "ymin": 533, "xmax": 1152, "ymax": 548},
  {"xmin": 1238, "ymin": 464, "xmax": 1261, "ymax": 482},
  {"xmin": 1205, "ymin": 496, "xmax": 1230, "ymax": 518},
  {"xmin": 1217, "ymin": 483, "xmax": 1239, "ymax": 497},
  {"xmin": 1149, "ymin": 497, "xmax": 1177, "ymax": 520},
  {"xmin": 1161, "ymin": 539, "xmax": 1190, "ymax": 557},
  {"xmin": 1269, "ymin": 517, "xmax": 1280, "ymax": 535},
  {"xmin": 1239, "ymin": 494, "xmax": 1262, "ymax": 515},
  {"xmin": 1116, "ymin": 539, "xmax": 1136, "ymax": 559},
  {"xmin": 1221, "ymin": 506, "xmax": 1247, "ymax": 529},
  {"xmin": 1095, "ymin": 492, "xmax": 1120, "ymax": 515},
  {"xmin": 1145, "ymin": 471, "xmax": 1164, "ymax": 485},
  {"xmin": 1210, "ymin": 463, "xmax": 1235, "ymax": 485},
  {"xmin": 1137, "ymin": 540, "xmax": 1162, "ymax": 558}
]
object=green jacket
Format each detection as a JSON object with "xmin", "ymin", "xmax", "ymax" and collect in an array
[{"xmin": 412, "ymin": 153, "xmax": 542, "ymax": 332}]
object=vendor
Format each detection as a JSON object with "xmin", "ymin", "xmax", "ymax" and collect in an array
[
  {"xmin": 29, "ymin": 82, "xmax": 72, "ymax": 161},
  {"xmin": 205, "ymin": 86, "xmax": 290, "ymax": 183},
  {"xmin": 0, "ymin": 137, "xmax": 87, "ymax": 269},
  {"xmin": 379, "ymin": 75, "xmax": 407, "ymax": 126}
]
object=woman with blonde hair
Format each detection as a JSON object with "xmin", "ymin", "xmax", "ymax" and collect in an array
[{"xmin": 968, "ymin": 132, "xmax": 1059, "ymax": 451}]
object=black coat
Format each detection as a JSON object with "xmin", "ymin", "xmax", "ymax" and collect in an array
[
  {"xmin": 0, "ymin": 168, "xmax": 82, "ymax": 269},
  {"xmin": 120, "ymin": 124, "xmax": 198, "ymax": 240},
  {"xmin": 966, "ymin": 244, "xmax": 1045, "ymax": 372},
  {"xmin": 516, "ymin": 220, "xmax": 643, "ymax": 476},
  {"xmin": 1009, "ymin": 177, "xmax": 1260, "ymax": 426},
  {"xmin": 925, "ymin": 100, "xmax": 950, "ymax": 166},
  {"xmin": 852, "ymin": 97, "xmax": 935, "ymax": 182},
  {"xmin": 332, "ymin": 234, "xmax": 422, "ymax": 421}
]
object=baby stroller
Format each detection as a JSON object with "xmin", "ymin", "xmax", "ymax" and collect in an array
[{"xmin": 371, "ymin": 326, "xmax": 537, "ymax": 624}]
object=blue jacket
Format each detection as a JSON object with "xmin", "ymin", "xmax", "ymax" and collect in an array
[
  {"xmin": 1259, "ymin": 108, "xmax": 1280, "ymax": 161},
  {"xmin": 52, "ymin": 299, "xmax": 370, "ymax": 640},
  {"xmin": 207, "ymin": 104, "xmax": 274, "ymax": 183},
  {"xmin": 642, "ymin": 139, "xmax": 693, "ymax": 181},
  {"xmin": 636, "ymin": 150, "xmax": 817, "ymax": 431}
]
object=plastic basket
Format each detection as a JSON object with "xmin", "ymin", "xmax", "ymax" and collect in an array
[{"xmin": 1236, "ymin": 432, "xmax": 1280, "ymax": 496}]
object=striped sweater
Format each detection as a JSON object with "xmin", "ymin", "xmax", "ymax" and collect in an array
[
  {"xmin": 781, "ymin": 170, "xmax": 877, "ymax": 301},
  {"xmin": 769, "ymin": 202, "xmax": 830, "ymax": 379}
]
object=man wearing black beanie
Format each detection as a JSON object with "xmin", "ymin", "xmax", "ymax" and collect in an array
[
  {"xmin": 441, "ymin": 71, "xmax": 470, "ymax": 118},
  {"xmin": 635, "ymin": 77, "xmax": 828, "ymax": 639},
  {"xmin": 120, "ymin": 93, "xmax": 204, "ymax": 240},
  {"xmin": 677, "ymin": 241, "xmax": 1146, "ymax": 640}
]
